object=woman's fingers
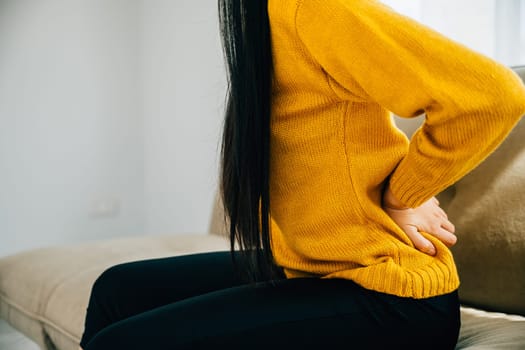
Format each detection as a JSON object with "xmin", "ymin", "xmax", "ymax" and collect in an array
[
  {"xmin": 437, "ymin": 207, "xmax": 448, "ymax": 219},
  {"xmin": 441, "ymin": 219, "xmax": 455, "ymax": 234},
  {"xmin": 382, "ymin": 194, "xmax": 457, "ymax": 254},
  {"xmin": 429, "ymin": 226, "xmax": 457, "ymax": 247},
  {"xmin": 403, "ymin": 224, "xmax": 436, "ymax": 256}
]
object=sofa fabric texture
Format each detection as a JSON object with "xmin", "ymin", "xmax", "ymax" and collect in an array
[{"xmin": 0, "ymin": 235, "xmax": 230, "ymax": 350}]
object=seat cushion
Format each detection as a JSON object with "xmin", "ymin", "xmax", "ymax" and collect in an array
[
  {"xmin": 456, "ymin": 306, "xmax": 525, "ymax": 349},
  {"xmin": 0, "ymin": 234, "xmax": 229, "ymax": 350}
]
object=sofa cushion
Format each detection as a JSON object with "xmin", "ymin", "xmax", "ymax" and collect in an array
[
  {"xmin": 444, "ymin": 66, "xmax": 525, "ymax": 316},
  {"xmin": 0, "ymin": 234, "xmax": 229, "ymax": 350},
  {"xmin": 457, "ymin": 306, "xmax": 525, "ymax": 349}
]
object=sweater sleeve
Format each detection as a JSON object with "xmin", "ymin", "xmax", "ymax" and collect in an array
[{"xmin": 295, "ymin": 0, "xmax": 525, "ymax": 208}]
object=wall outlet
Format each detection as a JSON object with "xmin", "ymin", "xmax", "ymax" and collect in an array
[{"xmin": 90, "ymin": 198, "xmax": 120, "ymax": 218}]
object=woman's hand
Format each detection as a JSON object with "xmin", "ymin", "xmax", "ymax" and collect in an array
[{"xmin": 382, "ymin": 184, "xmax": 457, "ymax": 256}]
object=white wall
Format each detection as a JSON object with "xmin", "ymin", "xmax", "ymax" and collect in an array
[
  {"xmin": 141, "ymin": 0, "xmax": 225, "ymax": 236},
  {"xmin": 381, "ymin": 0, "xmax": 422, "ymax": 19},
  {"xmin": 0, "ymin": 0, "xmax": 145, "ymax": 257},
  {"xmin": 495, "ymin": 0, "xmax": 522, "ymax": 66},
  {"xmin": 522, "ymin": 1, "xmax": 525, "ymax": 64},
  {"xmin": 420, "ymin": 0, "xmax": 496, "ymax": 59},
  {"xmin": 0, "ymin": 0, "xmax": 226, "ymax": 257}
]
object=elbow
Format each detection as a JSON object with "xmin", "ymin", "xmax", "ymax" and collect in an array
[
  {"xmin": 510, "ymin": 89, "xmax": 525, "ymax": 121},
  {"xmin": 493, "ymin": 69, "xmax": 525, "ymax": 121},
  {"xmin": 503, "ymin": 87, "xmax": 525, "ymax": 121},
  {"xmin": 455, "ymin": 68, "xmax": 525, "ymax": 123}
]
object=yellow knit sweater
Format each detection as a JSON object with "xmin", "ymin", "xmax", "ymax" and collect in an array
[{"xmin": 267, "ymin": 0, "xmax": 525, "ymax": 298}]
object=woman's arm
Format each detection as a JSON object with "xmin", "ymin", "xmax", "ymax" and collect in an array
[{"xmin": 295, "ymin": 0, "xmax": 525, "ymax": 209}]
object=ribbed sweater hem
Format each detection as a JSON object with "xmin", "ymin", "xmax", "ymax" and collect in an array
[{"xmin": 284, "ymin": 258, "xmax": 460, "ymax": 299}]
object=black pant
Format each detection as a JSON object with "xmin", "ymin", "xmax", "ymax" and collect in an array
[{"xmin": 80, "ymin": 251, "xmax": 460, "ymax": 349}]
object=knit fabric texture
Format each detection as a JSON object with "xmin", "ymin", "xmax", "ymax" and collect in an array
[{"xmin": 267, "ymin": 0, "xmax": 525, "ymax": 298}]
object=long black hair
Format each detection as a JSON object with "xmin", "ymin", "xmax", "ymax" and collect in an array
[{"xmin": 218, "ymin": 0, "xmax": 283, "ymax": 283}]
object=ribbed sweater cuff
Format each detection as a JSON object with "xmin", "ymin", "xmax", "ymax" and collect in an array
[{"xmin": 388, "ymin": 164, "xmax": 437, "ymax": 209}]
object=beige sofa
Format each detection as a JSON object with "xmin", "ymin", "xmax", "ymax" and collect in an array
[{"xmin": 1, "ymin": 66, "xmax": 525, "ymax": 350}]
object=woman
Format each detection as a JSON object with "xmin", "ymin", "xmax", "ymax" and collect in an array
[{"xmin": 79, "ymin": 0, "xmax": 525, "ymax": 349}]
